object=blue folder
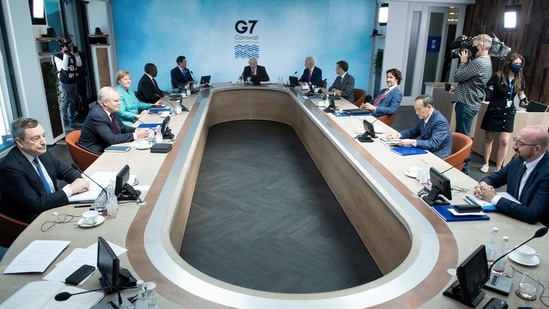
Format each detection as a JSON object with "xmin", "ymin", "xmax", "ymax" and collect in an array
[
  {"xmin": 432, "ymin": 205, "xmax": 490, "ymax": 222},
  {"xmin": 137, "ymin": 123, "xmax": 162, "ymax": 129},
  {"xmin": 390, "ymin": 147, "xmax": 428, "ymax": 156},
  {"xmin": 149, "ymin": 107, "xmax": 171, "ymax": 114}
]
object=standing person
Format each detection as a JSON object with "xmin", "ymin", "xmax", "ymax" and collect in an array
[
  {"xmin": 78, "ymin": 87, "xmax": 150, "ymax": 155},
  {"xmin": 170, "ymin": 56, "xmax": 194, "ymax": 90},
  {"xmin": 241, "ymin": 57, "xmax": 270, "ymax": 82},
  {"xmin": 480, "ymin": 53, "xmax": 529, "ymax": 173},
  {"xmin": 360, "ymin": 68, "xmax": 403, "ymax": 117},
  {"xmin": 327, "ymin": 60, "xmax": 355, "ymax": 103},
  {"xmin": 54, "ymin": 38, "xmax": 82, "ymax": 130},
  {"xmin": 474, "ymin": 125, "xmax": 549, "ymax": 225},
  {"xmin": 298, "ymin": 56, "xmax": 322, "ymax": 87},
  {"xmin": 386, "ymin": 95, "xmax": 452, "ymax": 158},
  {"xmin": 451, "ymin": 34, "xmax": 493, "ymax": 174},
  {"xmin": 136, "ymin": 63, "xmax": 169, "ymax": 103},
  {"xmin": 115, "ymin": 70, "xmax": 161, "ymax": 126},
  {"xmin": 75, "ymin": 46, "xmax": 89, "ymax": 120},
  {"xmin": 0, "ymin": 118, "xmax": 90, "ymax": 223}
]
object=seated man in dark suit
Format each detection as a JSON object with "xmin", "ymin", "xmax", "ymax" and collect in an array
[
  {"xmin": 474, "ymin": 125, "xmax": 549, "ymax": 226},
  {"xmin": 386, "ymin": 95, "xmax": 452, "ymax": 159},
  {"xmin": 78, "ymin": 86, "xmax": 150, "ymax": 154},
  {"xmin": 360, "ymin": 68, "xmax": 403, "ymax": 117},
  {"xmin": 327, "ymin": 60, "xmax": 355, "ymax": 103},
  {"xmin": 0, "ymin": 118, "xmax": 90, "ymax": 223},
  {"xmin": 170, "ymin": 55, "xmax": 194, "ymax": 90},
  {"xmin": 136, "ymin": 63, "xmax": 168, "ymax": 103},
  {"xmin": 241, "ymin": 57, "xmax": 270, "ymax": 82},
  {"xmin": 298, "ymin": 56, "xmax": 323, "ymax": 87}
]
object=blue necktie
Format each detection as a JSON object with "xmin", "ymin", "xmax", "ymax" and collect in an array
[{"xmin": 33, "ymin": 157, "xmax": 52, "ymax": 194}]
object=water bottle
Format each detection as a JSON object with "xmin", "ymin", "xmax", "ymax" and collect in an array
[
  {"xmin": 144, "ymin": 282, "xmax": 158, "ymax": 309},
  {"xmin": 485, "ymin": 227, "xmax": 499, "ymax": 266},
  {"xmin": 492, "ymin": 236, "xmax": 509, "ymax": 273},
  {"xmin": 135, "ymin": 280, "xmax": 147, "ymax": 309},
  {"xmin": 239, "ymin": 75, "xmax": 243, "ymax": 85},
  {"xmin": 106, "ymin": 179, "xmax": 118, "ymax": 218},
  {"xmin": 155, "ymin": 125, "xmax": 162, "ymax": 144},
  {"xmin": 418, "ymin": 159, "xmax": 429, "ymax": 186}
]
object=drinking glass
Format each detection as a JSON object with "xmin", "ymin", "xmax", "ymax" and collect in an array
[{"xmin": 517, "ymin": 272, "xmax": 539, "ymax": 300}]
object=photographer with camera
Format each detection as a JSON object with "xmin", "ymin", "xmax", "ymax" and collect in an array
[
  {"xmin": 451, "ymin": 33, "xmax": 493, "ymax": 174},
  {"xmin": 54, "ymin": 38, "xmax": 82, "ymax": 130}
]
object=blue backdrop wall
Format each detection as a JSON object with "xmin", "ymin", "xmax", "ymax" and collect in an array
[{"xmin": 112, "ymin": 0, "xmax": 375, "ymax": 92}]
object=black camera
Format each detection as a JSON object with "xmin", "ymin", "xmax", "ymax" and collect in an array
[
  {"xmin": 450, "ymin": 35, "xmax": 473, "ymax": 59},
  {"xmin": 488, "ymin": 33, "xmax": 511, "ymax": 60},
  {"xmin": 58, "ymin": 38, "xmax": 72, "ymax": 51}
]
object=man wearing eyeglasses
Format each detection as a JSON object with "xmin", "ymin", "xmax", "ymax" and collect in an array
[
  {"xmin": 0, "ymin": 118, "xmax": 90, "ymax": 223},
  {"xmin": 78, "ymin": 87, "xmax": 149, "ymax": 154},
  {"xmin": 474, "ymin": 125, "xmax": 549, "ymax": 226}
]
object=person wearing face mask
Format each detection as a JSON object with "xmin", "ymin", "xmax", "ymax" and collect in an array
[
  {"xmin": 450, "ymin": 34, "xmax": 493, "ymax": 174},
  {"xmin": 360, "ymin": 68, "xmax": 403, "ymax": 117},
  {"xmin": 479, "ymin": 53, "xmax": 529, "ymax": 173}
]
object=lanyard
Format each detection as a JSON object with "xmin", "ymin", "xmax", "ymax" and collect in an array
[{"xmin": 508, "ymin": 76, "xmax": 515, "ymax": 101}]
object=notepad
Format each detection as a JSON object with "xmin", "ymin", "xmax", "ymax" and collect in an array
[
  {"xmin": 390, "ymin": 147, "xmax": 428, "ymax": 156},
  {"xmin": 149, "ymin": 107, "xmax": 171, "ymax": 114},
  {"xmin": 104, "ymin": 145, "xmax": 131, "ymax": 153},
  {"xmin": 432, "ymin": 205, "xmax": 490, "ymax": 222}
]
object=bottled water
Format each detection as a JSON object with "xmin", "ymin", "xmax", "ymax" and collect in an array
[
  {"xmin": 106, "ymin": 180, "xmax": 118, "ymax": 218},
  {"xmin": 485, "ymin": 227, "xmax": 499, "ymax": 266},
  {"xmin": 155, "ymin": 125, "xmax": 162, "ymax": 144},
  {"xmin": 492, "ymin": 236, "xmax": 509, "ymax": 273}
]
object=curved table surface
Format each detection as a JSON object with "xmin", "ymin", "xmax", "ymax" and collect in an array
[{"xmin": 0, "ymin": 84, "xmax": 547, "ymax": 309}]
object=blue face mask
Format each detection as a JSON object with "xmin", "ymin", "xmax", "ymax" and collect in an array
[{"xmin": 510, "ymin": 63, "xmax": 522, "ymax": 73}]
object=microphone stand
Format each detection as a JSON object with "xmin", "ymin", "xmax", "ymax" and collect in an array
[
  {"xmin": 72, "ymin": 163, "xmax": 108, "ymax": 202},
  {"xmin": 484, "ymin": 227, "xmax": 548, "ymax": 295}
]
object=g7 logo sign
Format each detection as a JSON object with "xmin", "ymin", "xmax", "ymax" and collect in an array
[{"xmin": 235, "ymin": 20, "xmax": 258, "ymax": 34}]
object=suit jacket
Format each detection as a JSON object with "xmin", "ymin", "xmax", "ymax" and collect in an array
[
  {"xmin": 481, "ymin": 152, "xmax": 549, "ymax": 226},
  {"xmin": 241, "ymin": 65, "xmax": 270, "ymax": 82},
  {"xmin": 371, "ymin": 87, "xmax": 402, "ymax": 117},
  {"xmin": 136, "ymin": 74, "xmax": 163, "ymax": 103},
  {"xmin": 299, "ymin": 67, "xmax": 323, "ymax": 87},
  {"xmin": 78, "ymin": 103, "xmax": 136, "ymax": 154},
  {"xmin": 0, "ymin": 147, "xmax": 81, "ymax": 223},
  {"xmin": 170, "ymin": 66, "xmax": 194, "ymax": 89},
  {"xmin": 329, "ymin": 73, "xmax": 355, "ymax": 103},
  {"xmin": 399, "ymin": 109, "xmax": 452, "ymax": 158}
]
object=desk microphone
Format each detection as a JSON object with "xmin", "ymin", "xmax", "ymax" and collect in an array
[
  {"xmin": 484, "ymin": 227, "xmax": 548, "ymax": 295},
  {"xmin": 441, "ymin": 157, "xmax": 471, "ymax": 174},
  {"xmin": 71, "ymin": 163, "xmax": 107, "ymax": 200},
  {"xmin": 292, "ymin": 71, "xmax": 297, "ymax": 76},
  {"xmin": 136, "ymin": 118, "xmax": 145, "ymax": 124},
  {"xmin": 190, "ymin": 70, "xmax": 197, "ymax": 83},
  {"xmin": 164, "ymin": 100, "xmax": 176, "ymax": 115},
  {"xmin": 55, "ymin": 286, "xmax": 114, "ymax": 301}
]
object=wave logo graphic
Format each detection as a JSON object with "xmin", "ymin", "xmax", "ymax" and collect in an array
[{"xmin": 235, "ymin": 44, "xmax": 259, "ymax": 59}]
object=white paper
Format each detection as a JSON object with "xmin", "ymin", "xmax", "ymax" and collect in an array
[
  {"xmin": 3, "ymin": 240, "xmax": 70, "ymax": 274},
  {"xmin": 43, "ymin": 248, "xmax": 97, "ymax": 283}
]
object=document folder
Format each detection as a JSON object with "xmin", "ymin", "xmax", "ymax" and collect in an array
[
  {"xmin": 390, "ymin": 147, "xmax": 428, "ymax": 156},
  {"xmin": 432, "ymin": 205, "xmax": 490, "ymax": 222}
]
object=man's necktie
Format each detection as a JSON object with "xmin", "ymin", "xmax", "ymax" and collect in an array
[
  {"xmin": 308, "ymin": 70, "xmax": 312, "ymax": 82},
  {"xmin": 517, "ymin": 163, "xmax": 528, "ymax": 198},
  {"xmin": 33, "ymin": 157, "xmax": 52, "ymax": 194},
  {"xmin": 373, "ymin": 88, "xmax": 389, "ymax": 106},
  {"xmin": 253, "ymin": 69, "xmax": 256, "ymax": 76},
  {"xmin": 110, "ymin": 114, "xmax": 118, "ymax": 134},
  {"xmin": 182, "ymin": 69, "xmax": 187, "ymax": 79},
  {"xmin": 152, "ymin": 78, "xmax": 159, "ymax": 91}
]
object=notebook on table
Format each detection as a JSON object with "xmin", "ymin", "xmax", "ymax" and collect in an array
[
  {"xmin": 432, "ymin": 205, "xmax": 490, "ymax": 222},
  {"xmin": 390, "ymin": 147, "xmax": 428, "ymax": 156},
  {"xmin": 342, "ymin": 108, "xmax": 371, "ymax": 115}
]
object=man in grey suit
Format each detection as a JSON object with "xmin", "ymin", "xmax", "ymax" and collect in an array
[
  {"xmin": 386, "ymin": 95, "xmax": 452, "ymax": 158},
  {"xmin": 475, "ymin": 125, "xmax": 549, "ymax": 226},
  {"xmin": 328, "ymin": 60, "xmax": 355, "ymax": 103}
]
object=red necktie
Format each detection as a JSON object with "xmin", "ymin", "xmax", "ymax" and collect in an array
[
  {"xmin": 373, "ymin": 88, "xmax": 389, "ymax": 106},
  {"xmin": 110, "ymin": 114, "xmax": 118, "ymax": 134},
  {"xmin": 308, "ymin": 70, "xmax": 312, "ymax": 82}
]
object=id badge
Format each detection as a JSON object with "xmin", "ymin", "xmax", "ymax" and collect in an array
[{"xmin": 506, "ymin": 100, "xmax": 513, "ymax": 108}]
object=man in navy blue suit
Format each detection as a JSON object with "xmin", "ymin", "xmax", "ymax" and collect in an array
[
  {"xmin": 360, "ymin": 68, "xmax": 403, "ymax": 117},
  {"xmin": 475, "ymin": 125, "xmax": 549, "ymax": 226},
  {"xmin": 0, "ymin": 118, "xmax": 90, "ymax": 223},
  {"xmin": 170, "ymin": 56, "xmax": 194, "ymax": 90},
  {"xmin": 78, "ymin": 86, "xmax": 149, "ymax": 154},
  {"xmin": 298, "ymin": 56, "xmax": 322, "ymax": 87},
  {"xmin": 386, "ymin": 95, "xmax": 452, "ymax": 158}
]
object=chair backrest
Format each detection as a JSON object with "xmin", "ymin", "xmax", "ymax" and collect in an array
[
  {"xmin": 65, "ymin": 130, "xmax": 99, "ymax": 171},
  {"xmin": 444, "ymin": 132, "xmax": 473, "ymax": 170},
  {"xmin": 0, "ymin": 213, "xmax": 29, "ymax": 247},
  {"xmin": 353, "ymin": 88, "xmax": 367, "ymax": 107},
  {"xmin": 378, "ymin": 113, "xmax": 397, "ymax": 126}
]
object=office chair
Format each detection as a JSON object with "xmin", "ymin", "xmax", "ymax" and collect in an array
[
  {"xmin": 444, "ymin": 132, "xmax": 473, "ymax": 170},
  {"xmin": 378, "ymin": 113, "xmax": 397, "ymax": 126},
  {"xmin": 0, "ymin": 191, "xmax": 29, "ymax": 248},
  {"xmin": 353, "ymin": 88, "xmax": 366, "ymax": 107},
  {"xmin": 65, "ymin": 130, "xmax": 99, "ymax": 171}
]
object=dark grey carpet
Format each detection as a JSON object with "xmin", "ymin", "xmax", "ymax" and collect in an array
[{"xmin": 180, "ymin": 120, "xmax": 382, "ymax": 293}]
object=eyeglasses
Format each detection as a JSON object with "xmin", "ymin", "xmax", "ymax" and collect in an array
[{"xmin": 513, "ymin": 137, "xmax": 537, "ymax": 147}]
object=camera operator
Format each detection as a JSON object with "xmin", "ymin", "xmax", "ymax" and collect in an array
[
  {"xmin": 54, "ymin": 38, "xmax": 82, "ymax": 130},
  {"xmin": 451, "ymin": 33, "xmax": 493, "ymax": 174}
]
